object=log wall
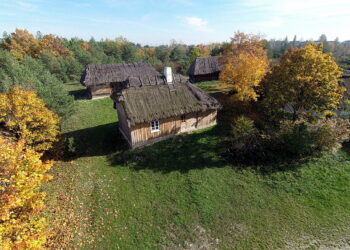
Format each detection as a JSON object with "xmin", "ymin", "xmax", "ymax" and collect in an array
[
  {"xmin": 88, "ymin": 84, "xmax": 112, "ymax": 99},
  {"xmin": 115, "ymin": 103, "xmax": 132, "ymax": 143},
  {"xmin": 189, "ymin": 72, "xmax": 220, "ymax": 83},
  {"xmin": 126, "ymin": 110, "xmax": 217, "ymax": 148}
]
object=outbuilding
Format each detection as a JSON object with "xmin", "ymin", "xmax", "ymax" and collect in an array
[
  {"xmin": 188, "ymin": 56, "xmax": 223, "ymax": 82},
  {"xmin": 80, "ymin": 62, "xmax": 160, "ymax": 99}
]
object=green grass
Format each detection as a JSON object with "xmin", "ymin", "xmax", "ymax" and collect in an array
[
  {"xmin": 45, "ymin": 81, "xmax": 350, "ymax": 249},
  {"xmin": 194, "ymin": 80, "xmax": 221, "ymax": 94}
]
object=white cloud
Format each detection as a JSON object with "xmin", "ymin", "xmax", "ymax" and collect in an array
[
  {"xmin": 240, "ymin": 0, "xmax": 350, "ymax": 40},
  {"xmin": 185, "ymin": 16, "xmax": 213, "ymax": 32},
  {"xmin": 0, "ymin": 0, "xmax": 44, "ymax": 12},
  {"xmin": 244, "ymin": 0, "xmax": 350, "ymax": 18},
  {"xmin": 256, "ymin": 16, "xmax": 284, "ymax": 28},
  {"xmin": 23, "ymin": 0, "xmax": 45, "ymax": 9}
]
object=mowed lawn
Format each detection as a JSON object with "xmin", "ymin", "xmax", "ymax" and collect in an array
[{"xmin": 45, "ymin": 81, "xmax": 350, "ymax": 249}]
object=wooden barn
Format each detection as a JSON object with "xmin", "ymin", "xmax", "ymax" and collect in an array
[
  {"xmin": 111, "ymin": 67, "xmax": 221, "ymax": 149},
  {"xmin": 188, "ymin": 56, "xmax": 223, "ymax": 82},
  {"xmin": 80, "ymin": 62, "xmax": 160, "ymax": 99}
]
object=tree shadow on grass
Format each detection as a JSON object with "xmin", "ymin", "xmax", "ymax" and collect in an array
[
  {"xmin": 69, "ymin": 89, "xmax": 89, "ymax": 100},
  {"xmin": 107, "ymin": 124, "xmax": 230, "ymax": 173},
  {"xmin": 63, "ymin": 122, "xmax": 128, "ymax": 159}
]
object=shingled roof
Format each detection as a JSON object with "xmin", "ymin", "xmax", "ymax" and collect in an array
[
  {"xmin": 80, "ymin": 62, "xmax": 160, "ymax": 86},
  {"xmin": 188, "ymin": 56, "xmax": 223, "ymax": 76},
  {"xmin": 111, "ymin": 74, "xmax": 221, "ymax": 125}
]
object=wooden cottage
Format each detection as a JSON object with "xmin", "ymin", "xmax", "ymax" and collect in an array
[
  {"xmin": 111, "ymin": 67, "xmax": 221, "ymax": 149},
  {"xmin": 188, "ymin": 56, "xmax": 223, "ymax": 82},
  {"xmin": 80, "ymin": 62, "xmax": 160, "ymax": 99}
]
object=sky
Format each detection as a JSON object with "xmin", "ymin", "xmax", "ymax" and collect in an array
[{"xmin": 0, "ymin": 0, "xmax": 350, "ymax": 45}]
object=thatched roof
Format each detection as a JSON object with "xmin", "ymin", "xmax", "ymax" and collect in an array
[
  {"xmin": 188, "ymin": 56, "xmax": 223, "ymax": 76},
  {"xmin": 80, "ymin": 62, "xmax": 160, "ymax": 86},
  {"xmin": 111, "ymin": 74, "xmax": 221, "ymax": 125}
]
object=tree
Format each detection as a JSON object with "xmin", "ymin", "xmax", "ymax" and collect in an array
[
  {"xmin": 262, "ymin": 43, "xmax": 345, "ymax": 120},
  {"xmin": 40, "ymin": 34, "xmax": 71, "ymax": 57},
  {"xmin": 155, "ymin": 46, "xmax": 170, "ymax": 63},
  {"xmin": 81, "ymin": 41, "xmax": 90, "ymax": 52},
  {"xmin": 210, "ymin": 45, "xmax": 223, "ymax": 56},
  {"xmin": 219, "ymin": 32, "xmax": 269, "ymax": 101},
  {"xmin": 188, "ymin": 46, "xmax": 202, "ymax": 63},
  {"xmin": 319, "ymin": 34, "xmax": 331, "ymax": 53},
  {"xmin": 3, "ymin": 29, "xmax": 41, "ymax": 59},
  {"xmin": 197, "ymin": 45, "xmax": 210, "ymax": 57},
  {"xmin": 0, "ymin": 50, "xmax": 74, "ymax": 118},
  {"xmin": 222, "ymin": 32, "xmax": 267, "ymax": 58},
  {"xmin": 292, "ymin": 35, "xmax": 297, "ymax": 47},
  {"xmin": 280, "ymin": 36, "xmax": 291, "ymax": 55},
  {"xmin": 264, "ymin": 39, "xmax": 273, "ymax": 59},
  {"xmin": 170, "ymin": 46, "xmax": 182, "ymax": 62},
  {"xmin": 103, "ymin": 39, "xmax": 122, "ymax": 62},
  {"xmin": 0, "ymin": 134, "xmax": 53, "ymax": 248},
  {"xmin": 119, "ymin": 42, "xmax": 135, "ymax": 62},
  {"xmin": 0, "ymin": 88, "xmax": 60, "ymax": 151}
]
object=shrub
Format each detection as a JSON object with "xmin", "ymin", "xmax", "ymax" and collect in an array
[
  {"xmin": 229, "ymin": 116, "xmax": 267, "ymax": 163},
  {"xmin": 279, "ymin": 120, "xmax": 314, "ymax": 156},
  {"xmin": 232, "ymin": 116, "xmax": 255, "ymax": 139},
  {"xmin": 278, "ymin": 118, "xmax": 350, "ymax": 156},
  {"xmin": 313, "ymin": 118, "xmax": 350, "ymax": 152}
]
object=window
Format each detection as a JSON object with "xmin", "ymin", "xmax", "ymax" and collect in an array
[
  {"xmin": 150, "ymin": 120, "xmax": 160, "ymax": 132},
  {"xmin": 181, "ymin": 115, "xmax": 186, "ymax": 122}
]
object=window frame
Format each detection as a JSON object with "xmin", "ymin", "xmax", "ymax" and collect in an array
[{"xmin": 150, "ymin": 120, "xmax": 160, "ymax": 133}]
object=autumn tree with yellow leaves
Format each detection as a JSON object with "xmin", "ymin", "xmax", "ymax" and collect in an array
[
  {"xmin": 0, "ymin": 88, "xmax": 60, "ymax": 152},
  {"xmin": 0, "ymin": 88, "xmax": 59, "ymax": 248},
  {"xmin": 219, "ymin": 32, "xmax": 269, "ymax": 101},
  {"xmin": 262, "ymin": 43, "xmax": 345, "ymax": 120},
  {"xmin": 0, "ymin": 135, "xmax": 53, "ymax": 249}
]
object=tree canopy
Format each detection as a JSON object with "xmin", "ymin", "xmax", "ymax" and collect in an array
[
  {"xmin": 0, "ymin": 134, "xmax": 53, "ymax": 248},
  {"xmin": 0, "ymin": 88, "xmax": 60, "ymax": 151},
  {"xmin": 262, "ymin": 43, "xmax": 345, "ymax": 120},
  {"xmin": 219, "ymin": 32, "xmax": 269, "ymax": 101}
]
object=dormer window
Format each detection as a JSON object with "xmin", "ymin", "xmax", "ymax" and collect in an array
[{"xmin": 150, "ymin": 120, "xmax": 160, "ymax": 133}]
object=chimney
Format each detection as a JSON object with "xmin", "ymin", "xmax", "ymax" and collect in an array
[{"xmin": 164, "ymin": 67, "xmax": 173, "ymax": 84}]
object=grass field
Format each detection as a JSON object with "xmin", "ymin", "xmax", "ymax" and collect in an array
[{"xmin": 45, "ymin": 81, "xmax": 350, "ymax": 249}]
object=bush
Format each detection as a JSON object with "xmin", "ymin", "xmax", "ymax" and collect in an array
[
  {"xmin": 313, "ymin": 118, "xmax": 350, "ymax": 152},
  {"xmin": 279, "ymin": 120, "xmax": 314, "ymax": 156},
  {"xmin": 228, "ymin": 116, "xmax": 267, "ymax": 163},
  {"xmin": 228, "ymin": 116, "xmax": 350, "ymax": 163},
  {"xmin": 278, "ymin": 118, "xmax": 350, "ymax": 156}
]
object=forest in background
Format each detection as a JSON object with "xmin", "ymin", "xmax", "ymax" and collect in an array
[{"xmin": 1, "ymin": 29, "xmax": 350, "ymax": 119}]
